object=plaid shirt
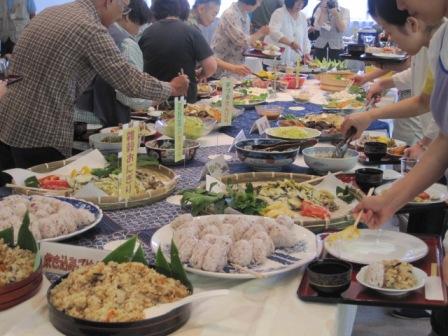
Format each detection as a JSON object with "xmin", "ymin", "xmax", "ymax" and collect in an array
[{"xmin": 0, "ymin": 0, "xmax": 172, "ymax": 157}]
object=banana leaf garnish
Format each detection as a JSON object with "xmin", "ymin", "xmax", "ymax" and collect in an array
[{"xmin": 103, "ymin": 236, "xmax": 138, "ymax": 263}]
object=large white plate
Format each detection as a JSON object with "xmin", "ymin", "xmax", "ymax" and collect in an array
[
  {"xmin": 375, "ymin": 182, "xmax": 448, "ymax": 205},
  {"xmin": 151, "ymin": 215, "xmax": 319, "ymax": 279},
  {"xmin": 357, "ymin": 265, "xmax": 427, "ymax": 296},
  {"xmin": 39, "ymin": 196, "xmax": 103, "ymax": 242},
  {"xmin": 372, "ymin": 52, "xmax": 407, "ymax": 60},
  {"xmin": 265, "ymin": 126, "xmax": 321, "ymax": 140},
  {"xmin": 324, "ymin": 229, "xmax": 428, "ymax": 265},
  {"xmin": 262, "ymin": 50, "xmax": 281, "ymax": 57}
]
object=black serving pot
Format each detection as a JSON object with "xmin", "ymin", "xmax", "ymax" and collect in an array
[
  {"xmin": 307, "ymin": 259, "xmax": 352, "ymax": 296},
  {"xmin": 355, "ymin": 168, "xmax": 383, "ymax": 194},
  {"xmin": 47, "ymin": 266, "xmax": 193, "ymax": 336},
  {"xmin": 364, "ymin": 141, "xmax": 387, "ymax": 162}
]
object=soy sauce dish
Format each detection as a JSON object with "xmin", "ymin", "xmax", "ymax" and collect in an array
[{"xmin": 47, "ymin": 262, "xmax": 193, "ymax": 336}]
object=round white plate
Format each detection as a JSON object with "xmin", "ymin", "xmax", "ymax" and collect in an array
[
  {"xmin": 375, "ymin": 182, "xmax": 448, "ymax": 205},
  {"xmin": 372, "ymin": 52, "xmax": 407, "ymax": 60},
  {"xmin": 352, "ymin": 136, "xmax": 406, "ymax": 149},
  {"xmin": 87, "ymin": 124, "xmax": 103, "ymax": 131},
  {"xmin": 262, "ymin": 50, "xmax": 281, "ymax": 57},
  {"xmin": 324, "ymin": 229, "xmax": 428, "ymax": 265},
  {"xmin": 151, "ymin": 215, "xmax": 319, "ymax": 279},
  {"xmin": 38, "ymin": 197, "xmax": 103, "ymax": 242},
  {"xmin": 288, "ymin": 106, "xmax": 305, "ymax": 111},
  {"xmin": 356, "ymin": 265, "xmax": 427, "ymax": 296},
  {"xmin": 100, "ymin": 125, "xmax": 156, "ymax": 137},
  {"xmin": 382, "ymin": 169, "xmax": 402, "ymax": 181}
]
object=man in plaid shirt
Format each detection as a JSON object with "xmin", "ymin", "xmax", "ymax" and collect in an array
[{"xmin": 0, "ymin": 0, "xmax": 189, "ymax": 169}]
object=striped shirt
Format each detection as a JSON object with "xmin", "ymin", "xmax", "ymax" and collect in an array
[{"xmin": 0, "ymin": 0, "xmax": 171, "ymax": 157}]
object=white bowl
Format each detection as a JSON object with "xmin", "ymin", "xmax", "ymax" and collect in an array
[
  {"xmin": 302, "ymin": 147, "xmax": 359, "ymax": 173},
  {"xmin": 89, "ymin": 133, "xmax": 122, "ymax": 154},
  {"xmin": 356, "ymin": 265, "xmax": 427, "ymax": 297}
]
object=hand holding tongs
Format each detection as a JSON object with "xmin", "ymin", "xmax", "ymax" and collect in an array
[{"xmin": 333, "ymin": 126, "xmax": 357, "ymax": 158}]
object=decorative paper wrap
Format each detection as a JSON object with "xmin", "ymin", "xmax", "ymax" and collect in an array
[
  {"xmin": 174, "ymin": 97, "xmax": 185, "ymax": 163},
  {"xmin": 220, "ymin": 77, "xmax": 234, "ymax": 126}
]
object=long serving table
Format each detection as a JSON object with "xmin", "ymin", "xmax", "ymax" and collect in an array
[{"xmin": 0, "ymin": 85, "xmax": 397, "ymax": 336}]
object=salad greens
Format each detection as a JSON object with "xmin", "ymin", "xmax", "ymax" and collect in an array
[
  {"xmin": 336, "ymin": 186, "xmax": 358, "ymax": 204},
  {"xmin": 227, "ymin": 183, "xmax": 266, "ymax": 215}
]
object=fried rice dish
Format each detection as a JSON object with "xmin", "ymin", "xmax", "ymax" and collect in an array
[
  {"xmin": 0, "ymin": 239, "xmax": 36, "ymax": 287},
  {"xmin": 50, "ymin": 262, "xmax": 190, "ymax": 322}
]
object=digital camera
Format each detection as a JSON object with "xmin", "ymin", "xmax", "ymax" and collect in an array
[{"xmin": 327, "ymin": 0, "xmax": 337, "ymax": 9}]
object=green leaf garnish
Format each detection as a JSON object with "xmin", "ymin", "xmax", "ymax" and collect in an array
[
  {"xmin": 0, "ymin": 227, "xmax": 13, "ymax": 245},
  {"xmin": 131, "ymin": 245, "xmax": 148, "ymax": 265},
  {"xmin": 155, "ymin": 246, "xmax": 172, "ymax": 277},
  {"xmin": 170, "ymin": 240, "xmax": 189, "ymax": 287},
  {"xmin": 17, "ymin": 211, "xmax": 38, "ymax": 253},
  {"xmin": 103, "ymin": 236, "xmax": 137, "ymax": 263}
]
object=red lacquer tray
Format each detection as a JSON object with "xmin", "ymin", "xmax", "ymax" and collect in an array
[{"xmin": 298, "ymin": 234, "xmax": 448, "ymax": 309}]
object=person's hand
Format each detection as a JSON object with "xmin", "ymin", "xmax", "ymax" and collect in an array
[
  {"xmin": 0, "ymin": 81, "xmax": 7, "ymax": 99},
  {"xmin": 258, "ymin": 25, "xmax": 270, "ymax": 36},
  {"xmin": 353, "ymin": 194, "xmax": 398, "ymax": 229},
  {"xmin": 404, "ymin": 143, "xmax": 425, "ymax": 160},
  {"xmin": 290, "ymin": 41, "xmax": 301, "ymax": 53},
  {"xmin": 330, "ymin": 7, "xmax": 339, "ymax": 15},
  {"xmin": 341, "ymin": 111, "xmax": 373, "ymax": 139},
  {"xmin": 366, "ymin": 81, "xmax": 384, "ymax": 102},
  {"xmin": 304, "ymin": 54, "xmax": 312, "ymax": 64},
  {"xmin": 353, "ymin": 74, "xmax": 366, "ymax": 86},
  {"xmin": 170, "ymin": 75, "xmax": 189, "ymax": 97},
  {"xmin": 230, "ymin": 64, "xmax": 252, "ymax": 76},
  {"xmin": 443, "ymin": 255, "xmax": 448, "ymax": 286}
]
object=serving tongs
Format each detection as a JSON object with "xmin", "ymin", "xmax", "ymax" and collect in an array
[
  {"xmin": 333, "ymin": 126, "xmax": 357, "ymax": 158},
  {"xmin": 252, "ymin": 139, "xmax": 317, "ymax": 152}
]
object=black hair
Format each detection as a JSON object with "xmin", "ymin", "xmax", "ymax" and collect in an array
[
  {"xmin": 151, "ymin": 0, "xmax": 190, "ymax": 21},
  {"xmin": 128, "ymin": 0, "xmax": 151, "ymax": 25},
  {"xmin": 239, "ymin": 0, "xmax": 257, "ymax": 6},
  {"xmin": 193, "ymin": 0, "xmax": 221, "ymax": 9},
  {"xmin": 367, "ymin": 0, "xmax": 409, "ymax": 26},
  {"xmin": 285, "ymin": 0, "xmax": 308, "ymax": 9}
]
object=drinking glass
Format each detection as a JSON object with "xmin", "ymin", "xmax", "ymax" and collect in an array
[{"xmin": 400, "ymin": 157, "xmax": 418, "ymax": 175}]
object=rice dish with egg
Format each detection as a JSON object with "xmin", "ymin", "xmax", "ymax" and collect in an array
[
  {"xmin": 50, "ymin": 262, "xmax": 189, "ymax": 322},
  {"xmin": 365, "ymin": 260, "xmax": 417, "ymax": 289},
  {"xmin": 0, "ymin": 239, "xmax": 36, "ymax": 287}
]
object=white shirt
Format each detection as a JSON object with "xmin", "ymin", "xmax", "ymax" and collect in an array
[
  {"xmin": 264, "ymin": 6, "xmax": 311, "ymax": 66},
  {"xmin": 392, "ymin": 47, "xmax": 439, "ymax": 140}
]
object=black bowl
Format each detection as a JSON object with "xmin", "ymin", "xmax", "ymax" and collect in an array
[
  {"xmin": 47, "ymin": 266, "xmax": 193, "ymax": 336},
  {"xmin": 307, "ymin": 259, "xmax": 352, "ymax": 296},
  {"xmin": 364, "ymin": 141, "xmax": 387, "ymax": 162},
  {"xmin": 347, "ymin": 43, "xmax": 365, "ymax": 57},
  {"xmin": 355, "ymin": 168, "xmax": 384, "ymax": 193}
]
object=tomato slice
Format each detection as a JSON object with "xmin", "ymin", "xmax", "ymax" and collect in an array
[
  {"xmin": 300, "ymin": 200, "xmax": 330, "ymax": 220},
  {"xmin": 417, "ymin": 192, "xmax": 430, "ymax": 200},
  {"xmin": 39, "ymin": 175, "xmax": 69, "ymax": 190}
]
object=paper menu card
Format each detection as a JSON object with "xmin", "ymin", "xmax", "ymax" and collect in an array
[
  {"xmin": 220, "ymin": 77, "xmax": 234, "ymax": 126},
  {"xmin": 174, "ymin": 97, "xmax": 185, "ymax": 163}
]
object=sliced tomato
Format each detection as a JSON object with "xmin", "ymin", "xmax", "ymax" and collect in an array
[
  {"xmin": 39, "ymin": 175, "xmax": 69, "ymax": 190},
  {"xmin": 300, "ymin": 200, "xmax": 330, "ymax": 220}
]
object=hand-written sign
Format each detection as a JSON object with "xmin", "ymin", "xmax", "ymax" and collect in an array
[
  {"xmin": 174, "ymin": 97, "xmax": 186, "ymax": 162},
  {"xmin": 220, "ymin": 77, "xmax": 234, "ymax": 126},
  {"xmin": 120, "ymin": 125, "xmax": 140, "ymax": 200}
]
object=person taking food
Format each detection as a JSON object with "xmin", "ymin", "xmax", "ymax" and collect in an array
[
  {"xmin": 139, "ymin": 0, "xmax": 217, "ymax": 103},
  {"xmin": 190, "ymin": 0, "xmax": 252, "ymax": 77},
  {"xmin": 264, "ymin": 0, "xmax": 312, "ymax": 66},
  {"xmin": 212, "ymin": 0, "xmax": 270, "ymax": 78},
  {"xmin": 349, "ymin": 0, "xmax": 448, "ymax": 334},
  {"xmin": 0, "ymin": 0, "xmax": 189, "ymax": 170}
]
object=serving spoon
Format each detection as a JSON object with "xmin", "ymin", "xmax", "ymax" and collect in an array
[{"xmin": 143, "ymin": 289, "xmax": 230, "ymax": 319}]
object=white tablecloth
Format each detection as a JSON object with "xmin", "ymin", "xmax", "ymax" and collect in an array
[{"xmin": 0, "ymin": 271, "xmax": 357, "ymax": 336}]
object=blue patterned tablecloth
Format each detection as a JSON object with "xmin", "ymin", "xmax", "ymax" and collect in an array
[{"xmin": 221, "ymin": 101, "xmax": 390, "ymax": 138}]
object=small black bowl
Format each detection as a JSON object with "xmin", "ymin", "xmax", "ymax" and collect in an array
[
  {"xmin": 347, "ymin": 43, "xmax": 366, "ymax": 57},
  {"xmin": 355, "ymin": 168, "xmax": 384, "ymax": 193},
  {"xmin": 364, "ymin": 141, "xmax": 387, "ymax": 162},
  {"xmin": 307, "ymin": 259, "xmax": 352, "ymax": 296}
]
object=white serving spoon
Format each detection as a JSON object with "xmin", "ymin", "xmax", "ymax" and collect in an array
[{"xmin": 143, "ymin": 289, "xmax": 230, "ymax": 319}]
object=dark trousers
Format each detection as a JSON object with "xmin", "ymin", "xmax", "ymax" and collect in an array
[
  {"xmin": 313, "ymin": 44, "xmax": 343, "ymax": 61},
  {"xmin": 0, "ymin": 141, "xmax": 65, "ymax": 170},
  {"xmin": 1, "ymin": 38, "xmax": 15, "ymax": 57}
]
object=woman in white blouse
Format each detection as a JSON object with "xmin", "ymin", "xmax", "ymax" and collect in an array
[{"xmin": 265, "ymin": 0, "xmax": 311, "ymax": 66}]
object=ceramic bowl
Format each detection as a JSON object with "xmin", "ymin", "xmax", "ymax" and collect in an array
[
  {"xmin": 235, "ymin": 139, "xmax": 302, "ymax": 171},
  {"xmin": 145, "ymin": 139, "xmax": 200, "ymax": 166},
  {"xmin": 355, "ymin": 168, "xmax": 384, "ymax": 193},
  {"xmin": 155, "ymin": 117, "xmax": 216, "ymax": 140},
  {"xmin": 255, "ymin": 105, "xmax": 284, "ymax": 120},
  {"xmin": 89, "ymin": 133, "xmax": 122, "ymax": 154},
  {"xmin": 307, "ymin": 259, "xmax": 352, "ymax": 296},
  {"xmin": 302, "ymin": 147, "xmax": 359, "ymax": 173},
  {"xmin": 364, "ymin": 142, "xmax": 387, "ymax": 162}
]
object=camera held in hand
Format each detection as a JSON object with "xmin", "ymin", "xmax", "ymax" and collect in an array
[{"xmin": 327, "ymin": 0, "xmax": 337, "ymax": 9}]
